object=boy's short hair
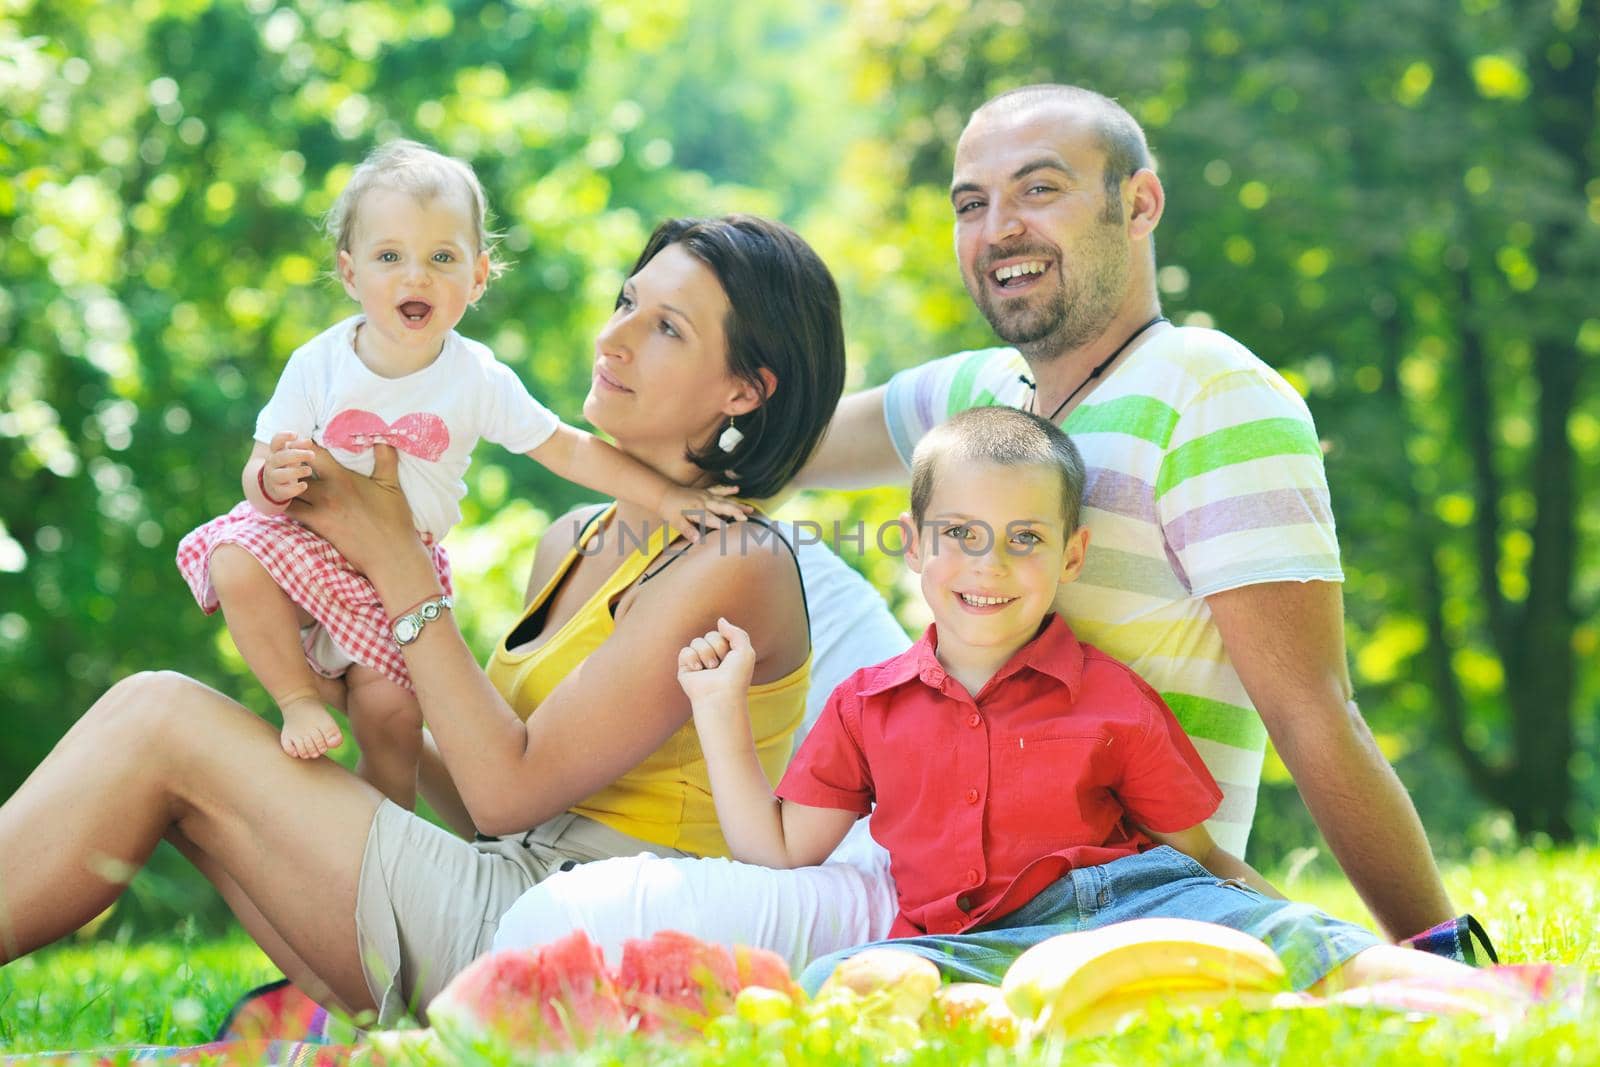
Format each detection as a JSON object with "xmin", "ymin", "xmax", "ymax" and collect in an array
[
  {"xmin": 325, "ymin": 139, "xmax": 502, "ymax": 275},
  {"xmin": 910, "ymin": 406, "xmax": 1087, "ymax": 530}
]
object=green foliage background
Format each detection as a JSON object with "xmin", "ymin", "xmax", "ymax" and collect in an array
[{"xmin": 2, "ymin": 0, "xmax": 1597, "ymax": 929}]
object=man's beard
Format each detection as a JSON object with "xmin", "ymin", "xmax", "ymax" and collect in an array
[{"xmin": 970, "ymin": 222, "xmax": 1130, "ymax": 360}]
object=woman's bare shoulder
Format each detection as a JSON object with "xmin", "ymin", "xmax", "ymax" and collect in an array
[
  {"xmin": 630, "ymin": 522, "xmax": 805, "ymax": 644},
  {"xmin": 523, "ymin": 503, "xmax": 610, "ymax": 602}
]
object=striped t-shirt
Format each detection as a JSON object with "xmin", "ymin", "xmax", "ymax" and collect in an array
[{"xmin": 883, "ymin": 326, "xmax": 1341, "ymax": 856}]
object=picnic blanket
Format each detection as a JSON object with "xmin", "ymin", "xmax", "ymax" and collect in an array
[{"xmin": 3, "ymin": 981, "xmax": 353, "ymax": 1067}]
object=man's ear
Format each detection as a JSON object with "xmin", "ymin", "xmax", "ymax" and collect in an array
[
  {"xmin": 1059, "ymin": 525, "xmax": 1091, "ymax": 585},
  {"xmin": 728, "ymin": 367, "xmax": 779, "ymax": 416},
  {"xmin": 900, "ymin": 510, "xmax": 925, "ymax": 575},
  {"xmin": 1125, "ymin": 168, "xmax": 1164, "ymax": 241},
  {"xmin": 337, "ymin": 249, "xmax": 359, "ymax": 300}
]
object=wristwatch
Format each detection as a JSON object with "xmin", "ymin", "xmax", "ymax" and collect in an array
[{"xmin": 391, "ymin": 595, "xmax": 453, "ymax": 646}]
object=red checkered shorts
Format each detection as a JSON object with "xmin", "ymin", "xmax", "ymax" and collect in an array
[{"xmin": 175, "ymin": 501, "xmax": 453, "ymax": 691}]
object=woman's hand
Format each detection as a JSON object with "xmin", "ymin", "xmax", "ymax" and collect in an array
[{"xmin": 287, "ymin": 442, "xmax": 437, "ymax": 601}]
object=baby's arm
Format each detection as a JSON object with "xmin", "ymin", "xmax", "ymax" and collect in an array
[
  {"xmin": 677, "ymin": 618, "xmax": 858, "ymax": 868},
  {"xmin": 526, "ymin": 425, "xmax": 748, "ymax": 540},
  {"xmin": 245, "ymin": 431, "xmax": 316, "ymax": 514},
  {"xmin": 1143, "ymin": 823, "xmax": 1286, "ymax": 899}
]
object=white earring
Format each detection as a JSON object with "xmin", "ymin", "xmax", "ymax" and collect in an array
[{"xmin": 717, "ymin": 419, "xmax": 744, "ymax": 452}]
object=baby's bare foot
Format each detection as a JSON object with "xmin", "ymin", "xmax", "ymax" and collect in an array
[{"xmin": 279, "ymin": 697, "xmax": 343, "ymax": 759}]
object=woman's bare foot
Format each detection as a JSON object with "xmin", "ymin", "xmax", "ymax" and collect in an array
[{"xmin": 278, "ymin": 693, "xmax": 344, "ymax": 758}]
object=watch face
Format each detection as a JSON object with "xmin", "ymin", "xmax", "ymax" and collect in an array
[{"xmin": 395, "ymin": 616, "xmax": 420, "ymax": 644}]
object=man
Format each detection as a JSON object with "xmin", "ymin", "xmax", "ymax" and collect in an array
[
  {"xmin": 495, "ymin": 84, "xmax": 1451, "ymax": 963},
  {"xmin": 798, "ymin": 84, "xmax": 1453, "ymax": 940}
]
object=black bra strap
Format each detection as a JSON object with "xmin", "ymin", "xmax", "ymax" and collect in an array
[{"xmin": 638, "ymin": 517, "xmax": 811, "ymax": 649}]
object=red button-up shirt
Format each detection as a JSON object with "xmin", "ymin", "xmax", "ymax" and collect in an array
[{"xmin": 777, "ymin": 614, "xmax": 1222, "ymax": 938}]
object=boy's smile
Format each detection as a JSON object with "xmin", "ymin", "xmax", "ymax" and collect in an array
[{"xmin": 906, "ymin": 459, "xmax": 1089, "ymax": 696}]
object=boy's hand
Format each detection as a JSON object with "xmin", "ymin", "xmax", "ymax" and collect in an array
[
  {"xmin": 659, "ymin": 484, "xmax": 750, "ymax": 543},
  {"xmin": 677, "ymin": 617, "xmax": 757, "ymax": 714},
  {"xmin": 262, "ymin": 431, "xmax": 316, "ymax": 504}
]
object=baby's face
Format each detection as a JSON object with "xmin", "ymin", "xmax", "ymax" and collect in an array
[
  {"xmin": 338, "ymin": 186, "xmax": 489, "ymax": 363},
  {"xmin": 907, "ymin": 459, "xmax": 1087, "ymax": 659}
]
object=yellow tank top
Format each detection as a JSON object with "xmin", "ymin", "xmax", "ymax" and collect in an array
[{"xmin": 484, "ymin": 505, "xmax": 809, "ymax": 858}]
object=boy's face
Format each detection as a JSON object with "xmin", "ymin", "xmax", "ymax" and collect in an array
[
  {"xmin": 905, "ymin": 458, "xmax": 1090, "ymax": 662},
  {"xmin": 338, "ymin": 185, "xmax": 490, "ymax": 363}
]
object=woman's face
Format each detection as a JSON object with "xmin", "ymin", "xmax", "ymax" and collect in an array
[{"xmin": 584, "ymin": 242, "xmax": 749, "ymax": 464}]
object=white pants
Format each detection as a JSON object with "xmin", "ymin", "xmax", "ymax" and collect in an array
[{"xmin": 492, "ymin": 531, "xmax": 907, "ymax": 970}]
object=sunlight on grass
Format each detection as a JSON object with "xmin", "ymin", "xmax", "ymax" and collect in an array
[{"xmin": 0, "ymin": 846, "xmax": 1594, "ymax": 1062}]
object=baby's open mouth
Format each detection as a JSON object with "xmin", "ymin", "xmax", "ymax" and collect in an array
[{"xmin": 399, "ymin": 300, "xmax": 433, "ymax": 322}]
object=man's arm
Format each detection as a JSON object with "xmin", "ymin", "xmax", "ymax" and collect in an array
[
  {"xmin": 1206, "ymin": 579, "xmax": 1455, "ymax": 940},
  {"xmin": 789, "ymin": 385, "xmax": 907, "ymax": 491}
]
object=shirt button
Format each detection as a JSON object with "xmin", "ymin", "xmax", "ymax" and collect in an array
[
  {"xmin": 965, "ymin": 788, "xmax": 979, "ymax": 804},
  {"xmin": 966, "ymin": 867, "xmax": 981, "ymax": 887},
  {"xmin": 957, "ymin": 894, "xmax": 973, "ymax": 911},
  {"xmin": 966, "ymin": 712, "xmax": 981, "ymax": 728}
]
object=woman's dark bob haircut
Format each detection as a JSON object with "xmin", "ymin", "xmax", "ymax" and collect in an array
[{"xmin": 624, "ymin": 215, "xmax": 846, "ymax": 501}]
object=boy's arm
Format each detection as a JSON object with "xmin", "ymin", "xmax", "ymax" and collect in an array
[
  {"xmin": 526, "ymin": 424, "xmax": 746, "ymax": 538},
  {"xmin": 1143, "ymin": 823, "xmax": 1286, "ymax": 900},
  {"xmin": 679, "ymin": 619, "xmax": 859, "ymax": 868}
]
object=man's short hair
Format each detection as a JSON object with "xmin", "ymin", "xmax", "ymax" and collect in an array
[
  {"xmin": 910, "ymin": 406, "xmax": 1087, "ymax": 530},
  {"xmin": 979, "ymin": 84, "xmax": 1152, "ymax": 213}
]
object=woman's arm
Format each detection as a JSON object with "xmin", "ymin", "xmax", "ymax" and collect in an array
[
  {"xmin": 1144, "ymin": 823, "xmax": 1285, "ymax": 899},
  {"xmin": 290, "ymin": 444, "xmax": 808, "ymax": 837},
  {"xmin": 414, "ymin": 502, "xmax": 608, "ymax": 839}
]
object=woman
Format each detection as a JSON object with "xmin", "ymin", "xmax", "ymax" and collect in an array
[{"xmin": 0, "ymin": 215, "xmax": 845, "ymax": 1022}]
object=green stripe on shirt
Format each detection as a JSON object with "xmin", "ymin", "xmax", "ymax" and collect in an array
[
  {"xmin": 1162, "ymin": 692, "xmax": 1269, "ymax": 750},
  {"xmin": 1065, "ymin": 395, "xmax": 1180, "ymax": 446},
  {"xmin": 1155, "ymin": 417, "xmax": 1322, "ymax": 499}
]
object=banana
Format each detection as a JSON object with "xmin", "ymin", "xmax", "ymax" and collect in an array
[
  {"xmin": 1002, "ymin": 917, "xmax": 1288, "ymax": 1027},
  {"xmin": 1062, "ymin": 985, "xmax": 1288, "ymax": 1039}
]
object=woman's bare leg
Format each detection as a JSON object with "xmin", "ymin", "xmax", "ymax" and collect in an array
[
  {"xmin": 0, "ymin": 670, "xmax": 382, "ymax": 1012},
  {"xmin": 209, "ymin": 544, "xmax": 344, "ymax": 759},
  {"xmin": 345, "ymin": 665, "xmax": 423, "ymax": 810}
]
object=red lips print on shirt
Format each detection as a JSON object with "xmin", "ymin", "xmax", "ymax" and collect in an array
[{"xmin": 324, "ymin": 409, "xmax": 451, "ymax": 462}]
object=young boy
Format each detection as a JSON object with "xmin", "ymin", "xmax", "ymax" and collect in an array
[{"xmin": 678, "ymin": 406, "xmax": 1473, "ymax": 995}]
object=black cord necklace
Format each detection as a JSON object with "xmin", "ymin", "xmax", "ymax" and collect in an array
[{"xmin": 1020, "ymin": 314, "xmax": 1169, "ymax": 422}]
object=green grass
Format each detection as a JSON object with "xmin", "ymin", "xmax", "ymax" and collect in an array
[{"xmin": 1, "ymin": 844, "xmax": 1595, "ymax": 1063}]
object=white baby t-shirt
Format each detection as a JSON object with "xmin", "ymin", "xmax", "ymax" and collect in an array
[{"xmin": 255, "ymin": 316, "xmax": 560, "ymax": 539}]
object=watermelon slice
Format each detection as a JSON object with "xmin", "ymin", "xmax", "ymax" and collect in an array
[
  {"xmin": 735, "ymin": 943, "xmax": 801, "ymax": 997},
  {"xmin": 429, "ymin": 930, "xmax": 625, "ymax": 1050},
  {"xmin": 617, "ymin": 930, "xmax": 743, "ymax": 1034}
]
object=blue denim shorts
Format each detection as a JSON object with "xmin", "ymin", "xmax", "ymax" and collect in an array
[{"xmin": 800, "ymin": 846, "xmax": 1380, "ymax": 994}]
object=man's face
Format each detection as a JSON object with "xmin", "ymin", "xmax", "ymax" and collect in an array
[{"xmin": 950, "ymin": 102, "xmax": 1132, "ymax": 359}]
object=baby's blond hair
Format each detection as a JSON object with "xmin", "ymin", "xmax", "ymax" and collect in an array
[{"xmin": 325, "ymin": 139, "xmax": 502, "ymax": 276}]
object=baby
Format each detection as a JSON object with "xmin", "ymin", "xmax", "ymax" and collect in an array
[
  {"xmin": 178, "ymin": 140, "xmax": 742, "ymax": 808},
  {"xmin": 679, "ymin": 405, "xmax": 1477, "ymax": 995}
]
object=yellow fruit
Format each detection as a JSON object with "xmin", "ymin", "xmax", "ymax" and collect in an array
[
  {"xmin": 1063, "ymin": 986, "xmax": 1285, "ymax": 1039},
  {"xmin": 734, "ymin": 985, "xmax": 794, "ymax": 1025},
  {"xmin": 818, "ymin": 949, "xmax": 941, "ymax": 1020},
  {"xmin": 1002, "ymin": 918, "xmax": 1288, "ymax": 1028},
  {"xmin": 934, "ymin": 982, "xmax": 1022, "ymax": 1044}
]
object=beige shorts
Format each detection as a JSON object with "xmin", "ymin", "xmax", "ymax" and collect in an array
[{"xmin": 355, "ymin": 799, "xmax": 691, "ymax": 1024}]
